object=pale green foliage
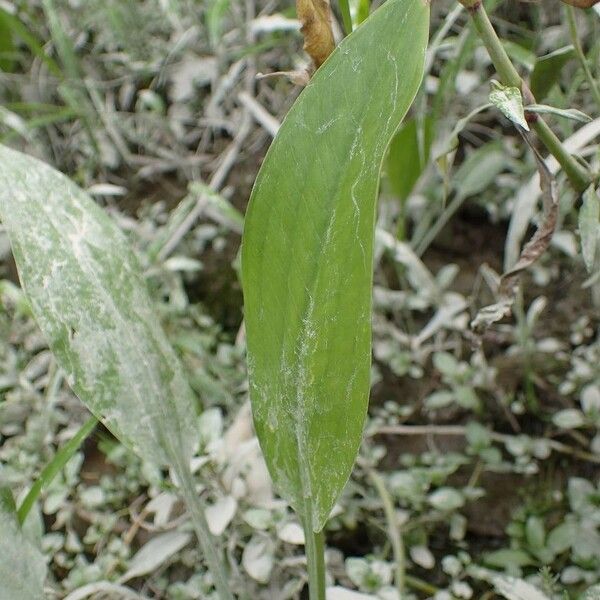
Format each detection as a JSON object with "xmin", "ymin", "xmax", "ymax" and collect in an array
[
  {"xmin": 583, "ymin": 585, "xmax": 600, "ymax": 600},
  {"xmin": 0, "ymin": 495, "xmax": 46, "ymax": 600},
  {"xmin": 0, "ymin": 145, "xmax": 197, "ymax": 467},
  {"xmin": 579, "ymin": 186, "xmax": 600, "ymax": 273},
  {"xmin": 242, "ymin": 0, "xmax": 430, "ymax": 531},
  {"xmin": 489, "ymin": 81, "xmax": 529, "ymax": 130}
]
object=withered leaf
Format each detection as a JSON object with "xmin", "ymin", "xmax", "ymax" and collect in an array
[
  {"xmin": 471, "ymin": 129, "xmax": 558, "ymax": 334},
  {"xmin": 502, "ymin": 130, "xmax": 558, "ymax": 281},
  {"xmin": 296, "ymin": 0, "xmax": 336, "ymax": 68},
  {"xmin": 559, "ymin": 0, "xmax": 599, "ymax": 7}
]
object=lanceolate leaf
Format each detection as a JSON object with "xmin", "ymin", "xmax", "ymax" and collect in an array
[
  {"xmin": 242, "ymin": 0, "xmax": 429, "ymax": 531},
  {"xmin": 0, "ymin": 145, "xmax": 197, "ymax": 467},
  {"xmin": 0, "ymin": 490, "xmax": 46, "ymax": 600}
]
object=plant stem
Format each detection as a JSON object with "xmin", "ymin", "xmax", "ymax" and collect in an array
[
  {"xmin": 369, "ymin": 471, "xmax": 405, "ymax": 595},
  {"xmin": 18, "ymin": 415, "xmax": 97, "ymax": 524},
  {"xmin": 405, "ymin": 574, "xmax": 439, "ymax": 595},
  {"xmin": 303, "ymin": 518, "xmax": 326, "ymax": 600},
  {"xmin": 174, "ymin": 458, "xmax": 235, "ymax": 600},
  {"xmin": 338, "ymin": 0, "xmax": 353, "ymax": 35},
  {"xmin": 565, "ymin": 4, "xmax": 600, "ymax": 111},
  {"xmin": 461, "ymin": 0, "xmax": 593, "ymax": 192}
]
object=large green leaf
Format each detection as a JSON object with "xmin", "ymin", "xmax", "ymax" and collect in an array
[
  {"xmin": 242, "ymin": 0, "xmax": 429, "ymax": 531},
  {"xmin": 0, "ymin": 489, "xmax": 46, "ymax": 600},
  {"xmin": 0, "ymin": 145, "xmax": 197, "ymax": 467}
]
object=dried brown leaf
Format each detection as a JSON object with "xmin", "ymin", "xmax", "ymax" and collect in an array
[
  {"xmin": 502, "ymin": 131, "xmax": 558, "ymax": 281},
  {"xmin": 471, "ymin": 130, "xmax": 559, "ymax": 333},
  {"xmin": 559, "ymin": 0, "xmax": 599, "ymax": 8},
  {"xmin": 296, "ymin": 0, "xmax": 336, "ymax": 68}
]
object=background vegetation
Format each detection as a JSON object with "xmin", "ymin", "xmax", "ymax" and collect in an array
[{"xmin": 0, "ymin": 0, "xmax": 599, "ymax": 598}]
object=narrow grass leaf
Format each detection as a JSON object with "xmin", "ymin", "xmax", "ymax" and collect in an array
[
  {"xmin": 0, "ymin": 12, "xmax": 14, "ymax": 72},
  {"xmin": 526, "ymin": 104, "xmax": 592, "ymax": 123},
  {"xmin": 17, "ymin": 415, "xmax": 97, "ymax": 524},
  {"xmin": 0, "ymin": 7, "xmax": 62, "ymax": 77},
  {"xmin": 338, "ymin": 0, "xmax": 353, "ymax": 33},
  {"xmin": 349, "ymin": 0, "xmax": 370, "ymax": 26},
  {"xmin": 0, "ymin": 145, "xmax": 197, "ymax": 467},
  {"xmin": 242, "ymin": 0, "xmax": 429, "ymax": 531}
]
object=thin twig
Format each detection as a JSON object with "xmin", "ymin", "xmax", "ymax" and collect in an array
[
  {"xmin": 369, "ymin": 471, "xmax": 406, "ymax": 596},
  {"xmin": 238, "ymin": 91, "xmax": 280, "ymax": 137}
]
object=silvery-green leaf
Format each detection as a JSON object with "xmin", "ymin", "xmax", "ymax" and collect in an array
[
  {"xmin": 409, "ymin": 545, "xmax": 435, "ymax": 569},
  {"xmin": 119, "ymin": 531, "xmax": 192, "ymax": 583},
  {"xmin": 552, "ymin": 408, "xmax": 585, "ymax": 429},
  {"xmin": 489, "ymin": 81, "xmax": 529, "ymax": 130},
  {"xmin": 206, "ymin": 495, "xmax": 237, "ymax": 536},
  {"xmin": 581, "ymin": 383, "xmax": 600, "ymax": 414},
  {"xmin": 469, "ymin": 566, "xmax": 550, "ymax": 600},
  {"xmin": 277, "ymin": 522, "xmax": 305, "ymax": 545},
  {"xmin": 326, "ymin": 588, "xmax": 378, "ymax": 600},
  {"xmin": 492, "ymin": 576, "xmax": 549, "ymax": 600},
  {"xmin": 242, "ymin": 535, "xmax": 274, "ymax": 583},
  {"xmin": 428, "ymin": 487, "xmax": 465, "ymax": 511},
  {"xmin": 0, "ymin": 145, "xmax": 197, "ymax": 466},
  {"xmin": 547, "ymin": 521, "xmax": 575, "ymax": 554},
  {"xmin": 0, "ymin": 491, "xmax": 46, "ymax": 600},
  {"xmin": 526, "ymin": 104, "xmax": 592, "ymax": 124},
  {"xmin": 583, "ymin": 584, "xmax": 600, "ymax": 600},
  {"xmin": 579, "ymin": 186, "xmax": 600, "ymax": 273}
]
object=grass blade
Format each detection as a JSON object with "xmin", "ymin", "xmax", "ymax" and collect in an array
[{"xmin": 17, "ymin": 415, "xmax": 97, "ymax": 525}]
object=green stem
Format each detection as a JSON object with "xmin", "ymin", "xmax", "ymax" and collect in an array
[
  {"xmin": 462, "ymin": 0, "xmax": 593, "ymax": 192},
  {"xmin": 415, "ymin": 190, "xmax": 468, "ymax": 256},
  {"xmin": 174, "ymin": 458, "xmax": 235, "ymax": 600},
  {"xmin": 405, "ymin": 574, "xmax": 439, "ymax": 595},
  {"xmin": 18, "ymin": 415, "xmax": 97, "ymax": 524},
  {"xmin": 338, "ymin": 0, "xmax": 353, "ymax": 35},
  {"xmin": 532, "ymin": 118, "xmax": 591, "ymax": 192},
  {"xmin": 303, "ymin": 518, "xmax": 326, "ymax": 600},
  {"xmin": 565, "ymin": 4, "xmax": 600, "ymax": 111},
  {"xmin": 370, "ymin": 471, "xmax": 405, "ymax": 595}
]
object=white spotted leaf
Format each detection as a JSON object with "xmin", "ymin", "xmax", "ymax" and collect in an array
[
  {"xmin": 0, "ymin": 490, "xmax": 46, "ymax": 600},
  {"xmin": 0, "ymin": 145, "xmax": 197, "ymax": 467},
  {"xmin": 489, "ymin": 81, "xmax": 529, "ymax": 130}
]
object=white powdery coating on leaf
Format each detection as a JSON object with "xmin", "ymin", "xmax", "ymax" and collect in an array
[
  {"xmin": 0, "ymin": 506, "xmax": 46, "ymax": 599},
  {"xmin": 0, "ymin": 146, "xmax": 197, "ymax": 466},
  {"xmin": 242, "ymin": 0, "xmax": 429, "ymax": 530}
]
